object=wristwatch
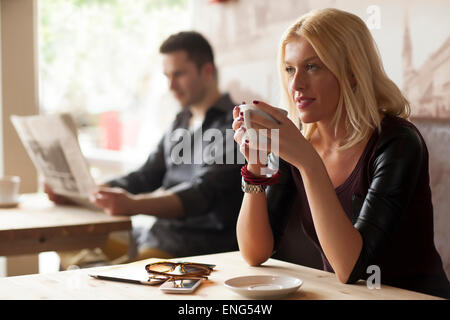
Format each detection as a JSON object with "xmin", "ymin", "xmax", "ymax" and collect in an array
[{"xmin": 241, "ymin": 177, "xmax": 266, "ymax": 193}]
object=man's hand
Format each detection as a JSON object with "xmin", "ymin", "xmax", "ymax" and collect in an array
[
  {"xmin": 44, "ymin": 183, "xmax": 73, "ymax": 205},
  {"xmin": 90, "ymin": 187, "xmax": 136, "ymax": 216}
]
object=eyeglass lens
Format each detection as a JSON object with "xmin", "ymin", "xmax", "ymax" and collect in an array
[{"xmin": 147, "ymin": 262, "xmax": 210, "ymax": 275}]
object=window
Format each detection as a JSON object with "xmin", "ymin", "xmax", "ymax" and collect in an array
[{"xmin": 38, "ymin": 0, "xmax": 190, "ymax": 181}]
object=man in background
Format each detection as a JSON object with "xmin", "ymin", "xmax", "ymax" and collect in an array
[{"xmin": 47, "ymin": 31, "xmax": 243, "ymax": 268}]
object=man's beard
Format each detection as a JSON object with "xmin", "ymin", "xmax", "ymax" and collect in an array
[{"xmin": 177, "ymin": 89, "xmax": 206, "ymax": 109}]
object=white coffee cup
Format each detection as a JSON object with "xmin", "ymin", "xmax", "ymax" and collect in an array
[
  {"xmin": 0, "ymin": 175, "xmax": 21, "ymax": 205},
  {"xmin": 239, "ymin": 103, "xmax": 288, "ymax": 142}
]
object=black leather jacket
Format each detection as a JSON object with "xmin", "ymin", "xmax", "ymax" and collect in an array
[{"xmin": 266, "ymin": 115, "xmax": 450, "ymax": 298}]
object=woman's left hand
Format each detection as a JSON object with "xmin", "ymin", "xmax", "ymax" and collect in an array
[{"xmin": 249, "ymin": 100, "xmax": 314, "ymax": 169}]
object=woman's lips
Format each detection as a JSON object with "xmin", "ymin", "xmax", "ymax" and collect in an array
[{"xmin": 296, "ymin": 97, "xmax": 316, "ymax": 109}]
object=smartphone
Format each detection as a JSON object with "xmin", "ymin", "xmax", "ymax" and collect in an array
[{"xmin": 159, "ymin": 278, "xmax": 203, "ymax": 294}]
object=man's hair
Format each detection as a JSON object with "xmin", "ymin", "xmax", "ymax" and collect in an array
[{"xmin": 159, "ymin": 31, "xmax": 215, "ymax": 71}]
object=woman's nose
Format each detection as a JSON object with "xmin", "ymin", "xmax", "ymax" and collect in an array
[{"xmin": 290, "ymin": 71, "xmax": 307, "ymax": 91}]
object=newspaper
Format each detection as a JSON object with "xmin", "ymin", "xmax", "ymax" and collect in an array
[{"xmin": 11, "ymin": 113, "xmax": 98, "ymax": 208}]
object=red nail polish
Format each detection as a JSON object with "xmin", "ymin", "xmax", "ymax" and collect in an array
[
  {"xmin": 239, "ymin": 112, "xmax": 244, "ymax": 116},
  {"xmin": 253, "ymin": 100, "xmax": 259, "ymax": 104},
  {"xmin": 245, "ymin": 139, "xmax": 249, "ymax": 144}
]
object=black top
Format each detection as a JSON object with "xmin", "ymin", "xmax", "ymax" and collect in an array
[
  {"xmin": 267, "ymin": 115, "xmax": 450, "ymax": 298},
  {"xmin": 108, "ymin": 94, "xmax": 244, "ymax": 257}
]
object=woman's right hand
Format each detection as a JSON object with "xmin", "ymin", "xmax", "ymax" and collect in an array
[
  {"xmin": 232, "ymin": 105, "xmax": 268, "ymax": 176},
  {"xmin": 233, "ymin": 105, "xmax": 275, "ymax": 266}
]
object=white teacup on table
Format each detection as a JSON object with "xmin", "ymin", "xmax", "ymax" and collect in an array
[{"xmin": 0, "ymin": 175, "xmax": 21, "ymax": 208}]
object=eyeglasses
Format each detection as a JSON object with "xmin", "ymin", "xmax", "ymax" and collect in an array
[{"xmin": 145, "ymin": 261, "xmax": 215, "ymax": 282}]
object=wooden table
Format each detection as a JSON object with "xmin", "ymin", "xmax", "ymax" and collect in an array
[
  {"xmin": 0, "ymin": 251, "xmax": 442, "ymax": 300},
  {"xmin": 0, "ymin": 193, "xmax": 132, "ymax": 256}
]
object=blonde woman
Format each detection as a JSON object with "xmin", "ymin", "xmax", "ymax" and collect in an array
[{"xmin": 232, "ymin": 8, "xmax": 449, "ymax": 298}]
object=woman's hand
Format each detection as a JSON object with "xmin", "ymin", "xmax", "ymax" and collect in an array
[
  {"xmin": 232, "ymin": 105, "xmax": 268, "ymax": 176},
  {"xmin": 234, "ymin": 100, "xmax": 314, "ymax": 170},
  {"xmin": 90, "ymin": 187, "xmax": 136, "ymax": 216}
]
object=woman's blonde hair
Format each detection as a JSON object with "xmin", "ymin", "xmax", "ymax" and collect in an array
[{"xmin": 278, "ymin": 8, "xmax": 410, "ymax": 149}]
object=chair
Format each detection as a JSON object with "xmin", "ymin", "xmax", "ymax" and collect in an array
[{"xmin": 411, "ymin": 117, "xmax": 450, "ymax": 280}]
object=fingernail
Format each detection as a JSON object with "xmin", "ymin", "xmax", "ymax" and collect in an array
[
  {"xmin": 239, "ymin": 112, "xmax": 243, "ymax": 116},
  {"xmin": 242, "ymin": 101, "xmax": 246, "ymax": 104},
  {"xmin": 253, "ymin": 100, "xmax": 259, "ymax": 104},
  {"xmin": 245, "ymin": 139, "xmax": 249, "ymax": 144}
]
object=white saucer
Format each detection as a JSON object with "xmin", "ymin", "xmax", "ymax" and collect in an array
[{"xmin": 224, "ymin": 275, "xmax": 303, "ymax": 299}]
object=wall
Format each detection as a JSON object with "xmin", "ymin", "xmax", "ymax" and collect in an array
[
  {"xmin": 0, "ymin": 0, "xmax": 40, "ymax": 277},
  {"xmin": 192, "ymin": 0, "xmax": 450, "ymax": 116},
  {"xmin": 1, "ymin": 0, "xmax": 38, "ymax": 192}
]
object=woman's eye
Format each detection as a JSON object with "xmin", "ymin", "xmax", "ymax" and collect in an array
[
  {"xmin": 285, "ymin": 66, "xmax": 295, "ymax": 75},
  {"xmin": 305, "ymin": 63, "xmax": 319, "ymax": 71}
]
